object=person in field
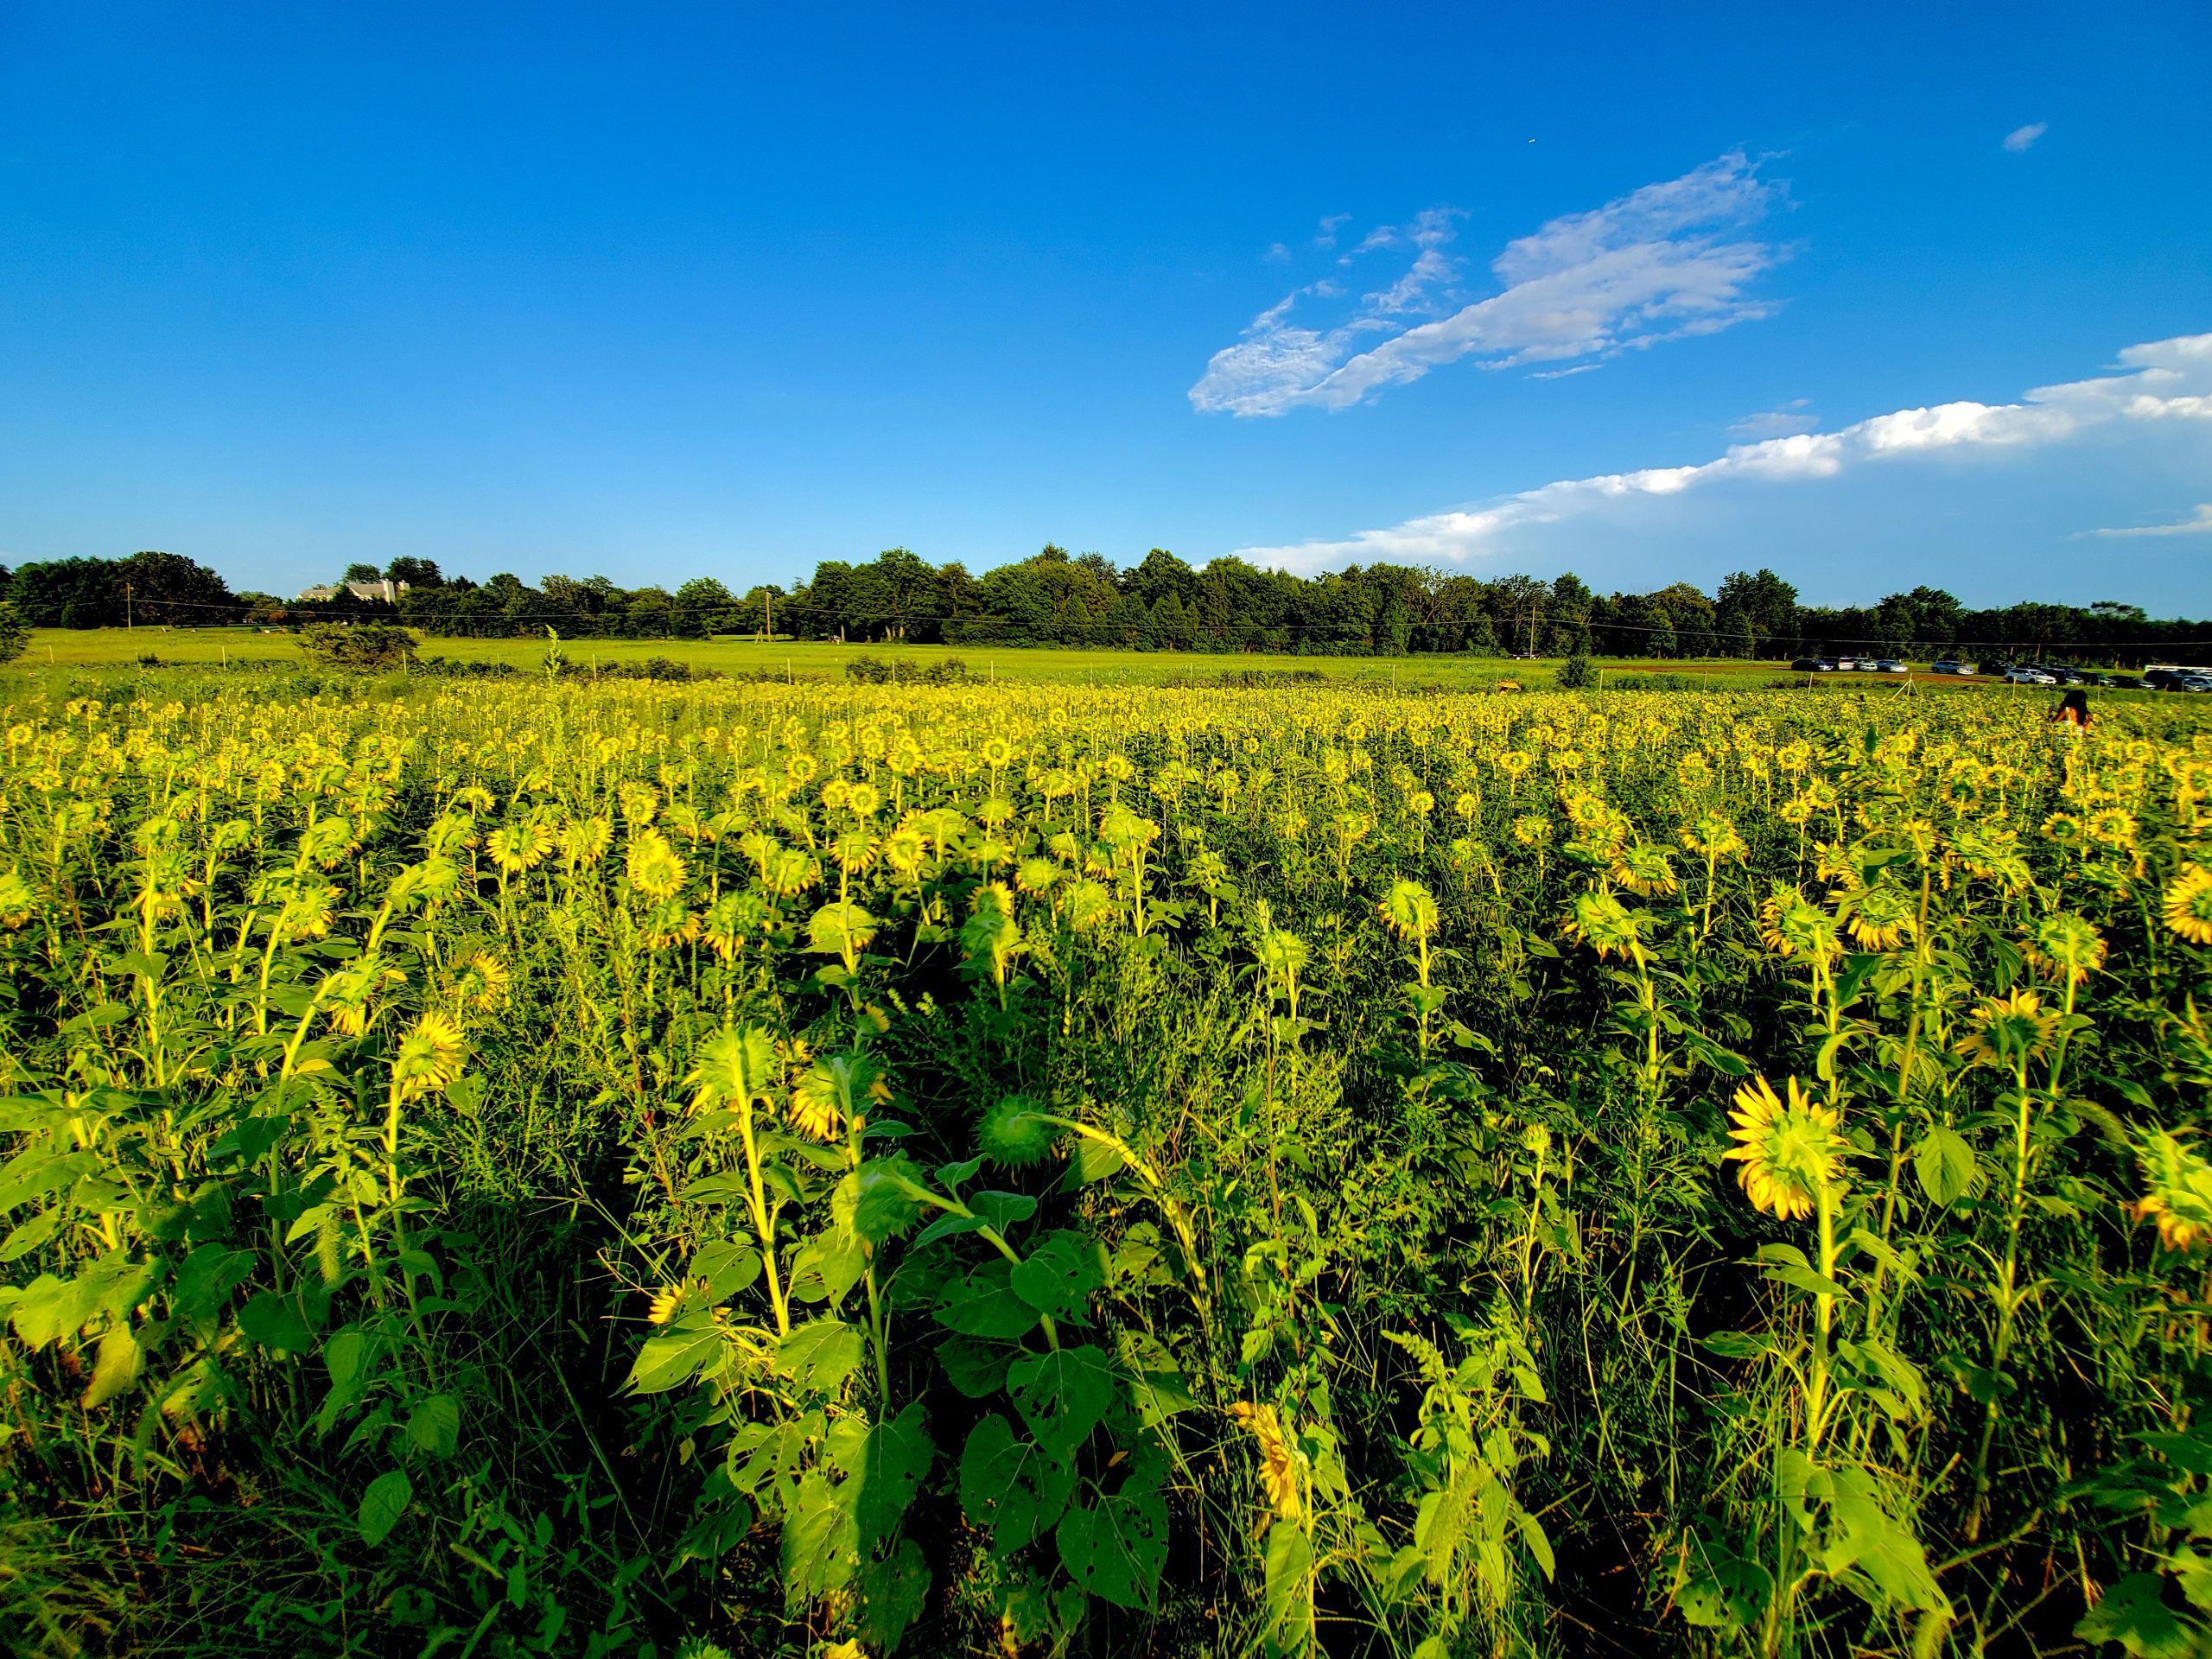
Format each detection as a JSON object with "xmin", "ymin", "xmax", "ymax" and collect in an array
[{"xmin": 2049, "ymin": 687, "xmax": 2091, "ymax": 736}]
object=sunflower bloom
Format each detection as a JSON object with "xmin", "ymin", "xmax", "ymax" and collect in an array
[
  {"xmin": 2026, "ymin": 912, "xmax": 2106, "ymax": 988},
  {"xmin": 1378, "ymin": 879, "xmax": 1440, "ymax": 942},
  {"xmin": 485, "ymin": 820, "xmax": 553, "ymax": 875},
  {"xmin": 456, "ymin": 950, "xmax": 510, "ymax": 1010},
  {"xmin": 626, "ymin": 828, "xmax": 687, "ymax": 900},
  {"xmin": 391, "ymin": 1013, "xmax": 467, "ymax": 1101},
  {"xmin": 1724, "ymin": 1076, "xmax": 1847, "ymax": 1223},
  {"xmin": 2133, "ymin": 1132, "xmax": 2212, "ymax": 1253},
  {"xmin": 1229, "ymin": 1401, "xmax": 1303, "ymax": 1523},
  {"xmin": 1955, "ymin": 988, "xmax": 2060, "ymax": 1069},
  {"xmin": 2163, "ymin": 864, "xmax": 2212, "ymax": 947},
  {"xmin": 1843, "ymin": 882, "xmax": 1916, "ymax": 951}
]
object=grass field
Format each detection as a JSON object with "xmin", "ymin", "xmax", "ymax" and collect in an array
[{"xmin": 10, "ymin": 624, "xmax": 2070, "ymax": 696}]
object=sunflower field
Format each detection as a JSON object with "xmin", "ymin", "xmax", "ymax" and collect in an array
[{"xmin": 5, "ymin": 671, "xmax": 2212, "ymax": 1659}]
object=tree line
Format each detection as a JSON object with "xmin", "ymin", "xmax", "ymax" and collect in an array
[{"xmin": 4, "ymin": 546, "xmax": 2209, "ymax": 663}]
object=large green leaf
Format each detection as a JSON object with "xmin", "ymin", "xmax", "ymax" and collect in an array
[
  {"xmin": 237, "ymin": 1290, "xmax": 316, "ymax": 1356},
  {"xmin": 626, "ymin": 1315, "xmax": 726, "ymax": 1395},
  {"xmin": 959, "ymin": 1413, "xmax": 1076, "ymax": 1554},
  {"xmin": 1009, "ymin": 1230, "xmax": 1105, "ymax": 1325},
  {"xmin": 832, "ymin": 1400, "xmax": 934, "ymax": 1553},
  {"xmin": 781, "ymin": 1466, "xmax": 859, "ymax": 1605},
  {"xmin": 2075, "ymin": 1572, "xmax": 2199, "ymax": 1659},
  {"xmin": 358, "ymin": 1468, "xmax": 413, "ymax": 1547},
  {"xmin": 1913, "ymin": 1125, "xmax": 1979, "ymax": 1205},
  {"xmin": 933, "ymin": 1260, "xmax": 1042, "ymax": 1340},
  {"xmin": 1007, "ymin": 1344, "xmax": 1114, "ymax": 1460},
  {"xmin": 405, "ymin": 1393, "xmax": 461, "ymax": 1460},
  {"xmin": 1056, "ymin": 1484, "xmax": 1168, "ymax": 1611},
  {"xmin": 777, "ymin": 1318, "xmax": 868, "ymax": 1396},
  {"xmin": 860, "ymin": 1535, "xmax": 931, "ymax": 1653}
]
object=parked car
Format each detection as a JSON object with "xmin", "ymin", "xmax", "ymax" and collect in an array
[
  {"xmin": 1974, "ymin": 661, "xmax": 2011, "ymax": 677},
  {"xmin": 2107, "ymin": 675, "xmax": 2147, "ymax": 690},
  {"xmin": 1789, "ymin": 657, "xmax": 1832, "ymax": 672},
  {"xmin": 2180, "ymin": 675, "xmax": 2212, "ymax": 694},
  {"xmin": 2003, "ymin": 668, "xmax": 2056, "ymax": 685},
  {"xmin": 1929, "ymin": 660, "xmax": 1969, "ymax": 675},
  {"xmin": 1872, "ymin": 658, "xmax": 1908, "ymax": 674}
]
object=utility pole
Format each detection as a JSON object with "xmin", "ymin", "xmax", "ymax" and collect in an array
[{"xmin": 125, "ymin": 582, "xmax": 133, "ymax": 632}]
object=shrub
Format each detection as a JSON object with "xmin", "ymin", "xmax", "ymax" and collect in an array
[
  {"xmin": 1555, "ymin": 652, "xmax": 1597, "ymax": 690},
  {"xmin": 0, "ymin": 601, "xmax": 27, "ymax": 666},
  {"xmin": 845, "ymin": 654, "xmax": 893, "ymax": 684},
  {"xmin": 296, "ymin": 622, "xmax": 420, "ymax": 671}
]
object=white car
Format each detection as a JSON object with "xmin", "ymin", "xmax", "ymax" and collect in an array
[{"xmin": 2004, "ymin": 668, "xmax": 2056, "ymax": 685}]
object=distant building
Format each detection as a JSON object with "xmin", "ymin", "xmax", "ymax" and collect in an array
[{"xmin": 296, "ymin": 579, "xmax": 410, "ymax": 604}]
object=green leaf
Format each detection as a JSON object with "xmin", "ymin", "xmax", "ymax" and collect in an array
[
  {"xmin": 1009, "ymin": 1231, "xmax": 1105, "ymax": 1325},
  {"xmin": 777, "ymin": 1318, "xmax": 867, "ymax": 1396},
  {"xmin": 860, "ymin": 1535, "xmax": 931, "ymax": 1652},
  {"xmin": 1056, "ymin": 1484, "xmax": 1168, "ymax": 1611},
  {"xmin": 237, "ymin": 1290, "xmax": 316, "ymax": 1355},
  {"xmin": 358, "ymin": 1468, "xmax": 413, "ymax": 1548},
  {"xmin": 83, "ymin": 1323, "xmax": 142, "ymax": 1408},
  {"xmin": 1913, "ymin": 1125, "xmax": 1978, "ymax": 1206},
  {"xmin": 405, "ymin": 1393, "xmax": 461, "ymax": 1460},
  {"xmin": 934, "ymin": 1261, "xmax": 1041, "ymax": 1340},
  {"xmin": 690, "ymin": 1238, "xmax": 762, "ymax": 1302},
  {"xmin": 938, "ymin": 1333, "xmax": 1019, "ymax": 1399},
  {"xmin": 842, "ymin": 1157, "xmax": 924, "ymax": 1246},
  {"xmin": 781, "ymin": 1467, "xmax": 859, "ymax": 1606},
  {"xmin": 0, "ymin": 1205, "xmax": 65, "ymax": 1262},
  {"xmin": 960, "ymin": 1414, "xmax": 1076, "ymax": 1553},
  {"xmin": 1007, "ymin": 1344, "xmax": 1115, "ymax": 1460},
  {"xmin": 834, "ymin": 1400, "xmax": 934, "ymax": 1554},
  {"xmin": 1675, "ymin": 1530, "xmax": 1772, "ymax": 1630},
  {"xmin": 626, "ymin": 1318, "xmax": 726, "ymax": 1395},
  {"xmin": 1261, "ymin": 1516, "xmax": 1314, "ymax": 1648},
  {"xmin": 788, "ymin": 1228, "xmax": 868, "ymax": 1306},
  {"xmin": 2076, "ymin": 1573, "xmax": 2198, "ymax": 1659}
]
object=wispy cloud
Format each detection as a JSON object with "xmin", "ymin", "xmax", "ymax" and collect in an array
[
  {"xmin": 2004, "ymin": 122, "xmax": 2049, "ymax": 154},
  {"xmin": 1190, "ymin": 152, "xmax": 1785, "ymax": 417},
  {"xmin": 1236, "ymin": 333, "xmax": 2212, "ymax": 572},
  {"xmin": 1727, "ymin": 399, "xmax": 1816, "ymax": 439},
  {"xmin": 2082, "ymin": 504, "xmax": 2212, "ymax": 538}
]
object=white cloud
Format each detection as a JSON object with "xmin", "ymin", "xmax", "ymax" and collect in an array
[
  {"xmin": 2082, "ymin": 504, "xmax": 2212, "ymax": 538},
  {"xmin": 2004, "ymin": 122, "xmax": 2048, "ymax": 153},
  {"xmin": 1263, "ymin": 242, "xmax": 1292, "ymax": 264},
  {"xmin": 1236, "ymin": 333, "xmax": 2212, "ymax": 573},
  {"xmin": 1190, "ymin": 152, "xmax": 1785, "ymax": 416},
  {"xmin": 1727, "ymin": 400, "xmax": 1816, "ymax": 439},
  {"xmin": 1314, "ymin": 213, "xmax": 1351, "ymax": 251}
]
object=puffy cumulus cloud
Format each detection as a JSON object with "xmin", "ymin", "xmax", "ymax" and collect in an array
[
  {"xmin": 1190, "ymin": 152, "xmax": 1783, "ymax": 416},
  {"xmin": 1236, "ymin": 333, "xmax": 2212, "ymax": 573}
]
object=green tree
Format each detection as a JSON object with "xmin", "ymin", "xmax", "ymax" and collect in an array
[{"xmin": 0, "ymin": 601, "xmax": 28, "ymax": 664}]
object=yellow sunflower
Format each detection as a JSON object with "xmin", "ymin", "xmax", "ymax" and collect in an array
[
  {"xmin": 1723, "ymin": 1076, "xmax": 1847, "ymax": 1223},
  {"xmin": 1955, "ymin": 988, "xmax": 2060, "ymax": 1069},
  {"xmin": 2163, "ymin": 864, "xmax": 2212, "ymax": 947},
  {"xmin": 626, "ymin": 827, "xmax": 687, "ymax": 900},
  {"xmin": 1843, "ymin": 882, "xmax": 1916, "ymax": 951},
  {"xmin": 2025, "ymin": 912, "xmax": 2106, "ymax": 988},
  {"xmin": 1228, "ymin": 1401, "xmax": 1303, "ymax": 1524},
  {"xmin": 2133, "ymin": 1132, "xmax": 2212, "ymax": 1253},
  {"xmin": 391, "ymin": 1012, "xmax": 467, "ymax": 1102}
]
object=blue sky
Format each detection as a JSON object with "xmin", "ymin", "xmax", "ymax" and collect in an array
[{"xmin": 2, "ymin": 2, "xmax": 2208, "ymax": 607}]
